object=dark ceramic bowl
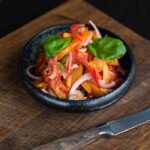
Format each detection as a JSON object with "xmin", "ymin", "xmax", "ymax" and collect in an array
[{"xmin": 19, "ymin": 24, "xmax": 136, "ymax": 112}]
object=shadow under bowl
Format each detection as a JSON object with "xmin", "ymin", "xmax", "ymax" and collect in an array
[{"xmin": 19, "ymin": 24, "xmax": 136, "ymax": 112}]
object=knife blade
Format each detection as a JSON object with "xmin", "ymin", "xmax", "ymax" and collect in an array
[
  {"xmin": 32, "ymin": 108, "xmax": 150, "ymax": 150},
  {"xmin": 97, "ymin": 108, "xmax": 150, "ymax": 136}
]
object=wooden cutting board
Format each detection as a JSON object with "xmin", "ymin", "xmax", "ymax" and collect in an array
[{"xmin": 0, "ymin": 0, "xmax": 149, "ymax": 149}]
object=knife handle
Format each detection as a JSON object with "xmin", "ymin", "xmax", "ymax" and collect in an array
[
  {"xmin": 32, "ymin": 125, "xmax": 112, "ymax": 150},
  {"xmin": 32, "ymin": 128, "xmax": 99, "ymax": 150}
]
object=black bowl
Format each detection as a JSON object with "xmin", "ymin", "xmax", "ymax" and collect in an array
[{"xmin": 19, "ymin": 24, "xmax": 136, "ymax": 112}]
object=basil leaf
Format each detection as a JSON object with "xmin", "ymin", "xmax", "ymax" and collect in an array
[
  {"xmin": 88, "ymin": 37, "xmax": 126, "ymax": 60},
  {"xmin": 42, "ymin": 36, "xmax": 71, "ymax": 58}
]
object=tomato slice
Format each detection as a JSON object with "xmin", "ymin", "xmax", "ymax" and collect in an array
[
  {"xmin": 72, "ymin": 48, "xmax": 88, "ymax": 65},
  {"xmin": 70, "ymin": 24, "xmax": 85, "ymax": 41},
  {"xmin": 77, "ymin": 51, "xmax": 88, "ymax": 65},
  {"xmin": 86, "ymin": 64, "xmax": 101, "ymax": 87}
]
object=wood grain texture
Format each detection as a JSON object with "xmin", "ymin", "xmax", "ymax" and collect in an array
[{"xmin": 0, "ymin": 0, "xmax": 150, "ymax": 149}]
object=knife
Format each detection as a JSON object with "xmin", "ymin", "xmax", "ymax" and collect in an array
[{"xmin": 32, "ymin": 108, "xmax": 150, "ymax": 150}]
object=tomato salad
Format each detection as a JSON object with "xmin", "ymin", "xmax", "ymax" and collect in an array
[{"xmin": 26, "ymin": 20, "xmax": 126, "ymax": 100}]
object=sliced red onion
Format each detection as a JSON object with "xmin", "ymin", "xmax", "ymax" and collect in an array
[
  {"xmin": 89, "ymin": 40, "xmax": 93, "ymax": 43},
  {"xmin": 98, "ymin": 80, "xmax": 116, "ymax": 89},
  {"xmin": 117, "ymin": 67, "xmax": 126, "ymax": 75},
  {"xmin": 72, "ymin": 64, "xmax": 79, "ymax": 69},
  {"xmin": 69, "ymin": 73, "xmax": 92, "ymax": 95},
  {"xmin": 89, "ymin": 20, "xmax": 102, "ymax": 38},
  {"xmin": 69, "ymin": 90, "xmax": 85, "ymax": 100},
  {"xmin": 44, "ymin": 68, "xmax": 50, "ymax": 75},
  {"xmin": 49, "ymin": 66, "xmax": 57, "ymax": 79},
  {"xmin": 78, "ymin": 47, "xmax": 87, "ymax": 52},
  {"xmin": 48, "ymin": 89, "xmax": 56, "ymax": 97},
  {"xmin": 41, "ymin": 88, "xmax": 49, "ymax": 94},
  {"xmin": 62, "ymin": 72, "xmax": 67, "ymax": 79},
  {"xmin": 78, "ymin": 26, "xmax": 85, "ymax": 32},
  {"xmin": 48, "ymin": 58, "xmax": 57, "ymax": 79},
  {"xmin": 26, "ymin": 65, "xmax": 41, "ymax": 80},
  {"xmin": 66, "ymin": 52, "xmax": 73, "ymax": 76},
  {"xmin": 83, "ymin": 32, "xmax": 93, "ymax": 46}
]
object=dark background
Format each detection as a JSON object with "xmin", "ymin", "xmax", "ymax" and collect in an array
[{"xmin": 0, "ymin": 0, "xmax": 149, "ymax": 40}]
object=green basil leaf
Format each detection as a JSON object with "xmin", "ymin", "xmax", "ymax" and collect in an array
[
  {"xmin": 42, "ymin": 36, "xmax": 71, "ymax": 58},
  {"xmin": 88, "ymin": 37, "xmax": 126, "ymax": 60}
]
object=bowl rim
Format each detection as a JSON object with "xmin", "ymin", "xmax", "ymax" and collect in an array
[{"xmin": 20, "ymin": 23, "xmax": 136, "ymax": 109}]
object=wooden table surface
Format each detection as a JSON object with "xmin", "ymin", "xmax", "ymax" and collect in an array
[{"xmin": 0, "ymin": 0, "xmax": 150, "ymax": 149}]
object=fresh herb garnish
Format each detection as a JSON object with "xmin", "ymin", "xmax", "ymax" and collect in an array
[
  {"xmin": 42, "ymin": 36, "xmax": 71, "ymax": 58},
  {"xmin": 88, "ymin": 37, "xmax": 126, "ymax": 60}
]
